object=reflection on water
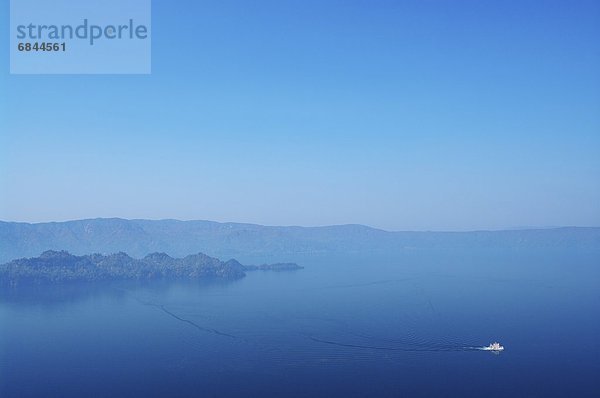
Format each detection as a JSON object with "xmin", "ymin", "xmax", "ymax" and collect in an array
[
  {"xmin": 1, "ymin": 249, "xmax": 599, "ymax": 397},
  {"xmin": 0, "ymin": 278, "xmax": 241, "ymax": 306}
]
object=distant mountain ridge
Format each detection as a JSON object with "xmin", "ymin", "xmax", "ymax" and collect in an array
[{"xmin": 0, "ymin": 218, "xmax": 598, "ymax": 263}]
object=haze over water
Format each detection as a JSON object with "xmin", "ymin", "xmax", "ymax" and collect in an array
[{"xmin": 1, "ymin": 248, "xmax": 598, "ymax": 397}]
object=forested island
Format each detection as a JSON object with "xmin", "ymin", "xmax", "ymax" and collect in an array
[{"xmin": 0, "ymin": 250, "xmax": 302, "ymax": 286}]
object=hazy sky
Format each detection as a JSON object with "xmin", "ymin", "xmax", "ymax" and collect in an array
[{"xmin": 1, "ymin": 0, "xmax": 599, "ymax": 230}]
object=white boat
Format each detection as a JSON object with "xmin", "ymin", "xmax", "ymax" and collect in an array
[{"xmin": 483, "ymin": 342, "xmax": 504, "ymax": 351}]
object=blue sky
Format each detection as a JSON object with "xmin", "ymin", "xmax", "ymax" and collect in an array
[{"xmin": 1, "ymin": 0, "xmax": 599, "ymax": 230}]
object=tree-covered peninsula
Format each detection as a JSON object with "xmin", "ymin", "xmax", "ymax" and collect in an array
[{"xmin": 0, "ymin": 250, "xmax": 302, "ymax": 286}]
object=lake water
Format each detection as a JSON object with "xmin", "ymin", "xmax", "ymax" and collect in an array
[{"xmin": 1, "ymin": 249, "xmax": 599, "ymax": 397}]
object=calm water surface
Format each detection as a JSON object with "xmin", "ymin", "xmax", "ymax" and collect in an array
[{"xmin": 1, "ymin": 249, "xmax": 599, "ymax": 397}]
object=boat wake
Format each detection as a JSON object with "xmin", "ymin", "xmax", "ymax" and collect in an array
[
  {"xmin": 307, "ymin": 335, "xmax": 480, "ymax": 352},
  {"xmin": 157, "ymin": 304, "xmax": 237, "ymax": 338},
  {"xmin": 120, "ymin": 289, "xmax": 238, "ymax": 339},
  {"xmin": 304, "ymin": 324, "xmax": 500, "ymax": 353}
]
